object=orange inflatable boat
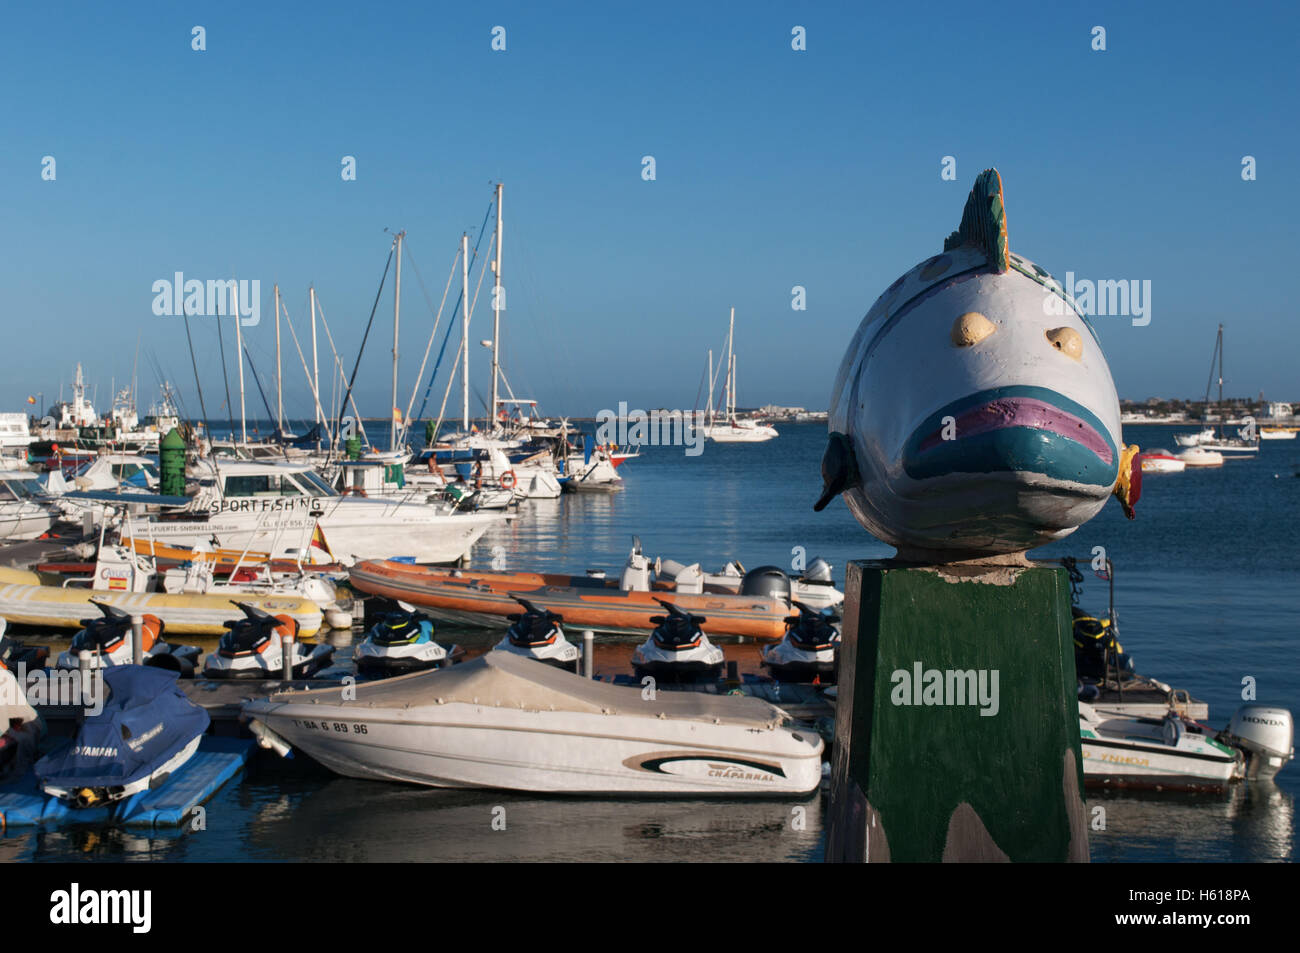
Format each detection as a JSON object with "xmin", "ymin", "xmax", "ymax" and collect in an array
[{"xmin": 347, "ymin": 559, "xmax": 792, "ymax": 640}]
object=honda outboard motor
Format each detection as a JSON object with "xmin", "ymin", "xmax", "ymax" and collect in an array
[
  {"xmin": 203, "ymin": 602, "xmax": 334, "ymax": 680},
  {"xmin": 761, "ymin": 601, "xmax": 841, "ymax": 683},
  {"xmin": 56, "ymin": 601, "xmax": 199, "ymax": 677},
  {"xmin": 1220, "ymin": 705, "xmax": 1295, "ymax": 781},
  {"xmin": 494, "ymin": 597, "xmax": 579, "ymax": 671},
  {"xmin": 740, "ymin": 565, "xmax": 792, "ymax": 602},
  {"xmin": 356, "ymin": 603, "xmax": 460, "ymax": 677},
  {"xmin": 632, "ymin": 599, "xmax": 724, "ymax": 684}
]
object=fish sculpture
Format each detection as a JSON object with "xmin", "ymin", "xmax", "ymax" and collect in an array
[{"xmin": 816, "ymin": 169, "xmax": 1140, "ymax": 560}]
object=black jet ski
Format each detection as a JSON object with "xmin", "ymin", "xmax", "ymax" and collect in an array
[
  {"xmin": 36, "ymin": 665, "xmax": 209, "ymax": 807},
  {"xmin": 355, "ymin": 602, "xmax": 463, "ymax": 677},
  {"xmin": 202, "ymin": 602, "xmax": 334, "ymax": 680},
  {"xmin": 54, "ymin": 601, "xmax": 200, "ymax": 677},
  {"xmin": 760, "ymin": 601, "xmax": 841, "ymax": 683},
  {"xmin": 632, "ymin": 599, "xmax": 724, "ymax": 684},
  {"xmin": 492, "ymin": 597, "xmax": 580, "ymax": 671}
]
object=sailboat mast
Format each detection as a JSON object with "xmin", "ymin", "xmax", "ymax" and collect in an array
[
  {"xmin": 235, "ymin": 293, "xmax": 248, "ymax": 444},
  {"xmin": 707, "ymin": 350, "xmax": 714, "ymax": 425},
  {"xmin": 392, "ymin": 231, "xmax": 404, "ymax": 451},
  {"xmin": 725, "ymin": 308, "xmax": 735, "ymax": 421},
  {"xmin": 309, "ymin": 285, "xmax": 319, "ymax": 432},
  {"xmin": 461, "ymin": 232, "xmax": 470, "ymax": 431},
  {"xmin": 274, "ymin": 283, "xmax": 283, "ymax": 432},
  {"xmin": 491, "ymin": 182, "xmax": 503, "ymax": 432}
]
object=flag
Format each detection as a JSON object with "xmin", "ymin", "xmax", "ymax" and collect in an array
[
  {"xmin": 26, "ymin": 396, "xmax": 35, "ymax": 405},
  {"xmin": 310, "ymin": 523, "xmax": 333, "ymax": 560}
]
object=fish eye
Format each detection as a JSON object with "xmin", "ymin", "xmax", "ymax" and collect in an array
[
  {"xmin": 1045, "ymin": 326, "xmax": 1083, "ymax": 361},
  {"xmin": 951, "ymin": 312, "xmax": 996, "ymax": 347}
]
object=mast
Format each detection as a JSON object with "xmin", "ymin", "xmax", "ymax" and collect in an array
[
  {"xmin": 491, "ymin": 183, "xmax": 503, "ymax": 432},
  {"xmin": 724, "ymin": 308, "xmax": 735, "ymax": 422},
  {"xmin": 235, "ymin": 294, "xmax": 248, "ymax": 444},
  {"xmin": 461, "ymin": 232, "xmax": 471, "ymax": 431},
  {"xmin": 707, "ymin": 349, "xmax": 714, "ymax": 426},
  {"xmin": 309, "ymin": 285, "xmax": 319, "ymax": 435},
  {"xmin": 274, "ymin": 283, "xmax": 283, "ymax": 432},
  {"xmin": 392, "ymin": 230, "xmax": 404, "ymax": 451}
]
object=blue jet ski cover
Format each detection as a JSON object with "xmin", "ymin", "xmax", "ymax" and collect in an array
[{"xmin": 35, "ymin": 665, "xmax": 210, "ymax": 790}]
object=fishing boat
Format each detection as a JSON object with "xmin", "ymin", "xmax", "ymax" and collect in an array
[
  {"xmin": 1136, "ymin": 449, "xmax": 1185, "ymax": 474},
  {"xmin": 702, "ymin": 309, "xmax": 778, "ymax": 443},
  {"xmin": 242, "ymin": 650, "xmax": 824, "ymax": 795}
]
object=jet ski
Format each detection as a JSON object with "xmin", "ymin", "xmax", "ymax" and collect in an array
[
  {"xmin": 0, "ymin": 644, "xmax": 44, "ymax": 786},
  {"xmin": 632, "ymin": 599, "xmax": 724, "ymax": 684},
  {"xmin": 492, "ymin": 597, "xmax": 580, "ymax": 672},
  {"xmin": 0, "ymin": 616, "xmax": 50, "ymax": 672},
  {"xmin": 36, "ymin": 665, "xmax": 209, "ymax": 807},
  {"xmin": 761, "ymin": 601, "xmax": 841, "ymax": 683},
  {"xmin": 202, "ymin": 601, "xmax": 335, "ymax": 680},
  {"xmin": 355, "ymin": 601, "xmax": 464, "ymax": 677},
  {"xmin": 54, "ymin": 601, "xmax": 201, "ymax": 677}
]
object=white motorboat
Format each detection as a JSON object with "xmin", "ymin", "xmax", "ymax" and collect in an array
[
  {"xmin": 1136, "ymin": 449, "xmax": 1185, "ymax": 474},
  {"xmin": 1079, "ymin": 703, "xmax": 1241, "ymax": 791},
  {"xmin": 1174, "ymin": 427, "xmax": 1216, "ymax": 448},
  {"xmin": 0, "ymin": 470, "xmax": 59, "ymax": 541},
  {"xmin": 702, "ymin": 308, "xmax": 778, "ymax": 444},
  {"xmin": 244, "ymin": 649, "xmax": 824, "ymax": 795},
  {"xmin": 138, "ymin": 460, "xmax": 507, "ymax": 565},
  {"xmin": 1260, "ymin": 427, "xmax": 1297, "ymax": 441},
  {"xmin": 1176, "ymin": 447, "xmax": 1224, "ymax": 467}
]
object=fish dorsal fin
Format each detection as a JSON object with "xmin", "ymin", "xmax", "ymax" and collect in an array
[{"xmin": 943, "ymin": 168, "xmax": 1009, "ymax": 274}]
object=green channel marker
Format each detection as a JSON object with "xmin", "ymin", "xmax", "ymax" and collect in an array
[{"xmin": 826, "ymin": 559, "xmax": 1089, "ymax": 863}]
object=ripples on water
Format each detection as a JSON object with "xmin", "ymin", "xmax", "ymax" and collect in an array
[{"xmin": 6, "ymin": 424, "xmax": 1296, "ymax": 861}]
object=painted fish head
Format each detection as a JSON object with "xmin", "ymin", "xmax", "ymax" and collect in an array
[{"xmin": 818, "ymin": 170, "xmax": 1127, "ymax": 558}]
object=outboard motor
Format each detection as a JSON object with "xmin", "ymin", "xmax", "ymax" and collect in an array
[
  {"xmin": 1071, "ymin": 606, "xmax": 1133, "ymax": 681},
  {"xmin": 494, "ymin": 597, "xmax": 579, "ymax": 671},
  {"xmin": 1221, "ymin": 705, "xmax": 1295, "ymax": 781},
  {"xmin": 55, "ymin": 601, "xmax": 199, "ymax": 677},
  {"xmin": 740, "ymin": 565, "xmax": 793, "ymax": 602},
  {"xmin": 620, "ymin": 537, "xmax": 652, "ymax": 591},
  {"xmin": 632, "ymin": 599, "xmax": 724, "ymax": 683},
  {"xmin": 761, "ymin": 601, "xmax": 841, "ymax": 683}
]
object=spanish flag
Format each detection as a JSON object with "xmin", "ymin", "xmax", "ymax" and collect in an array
[
  {"xmin": 26, "ymin": 396, "xmax": 35, "ymax": 405},
  {"xmin": 310, "ymin": 522, "xmax": 333, "ymax": 559}
]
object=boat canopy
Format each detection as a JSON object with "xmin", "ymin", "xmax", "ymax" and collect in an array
[{"xmin": 270, "ymin": 650, "xmax": 787, "ymax": 728}]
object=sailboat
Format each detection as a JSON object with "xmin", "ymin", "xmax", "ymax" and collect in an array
[
  {"xmin": 702, "ymin": 309, "xmax": 778, "ymax": 443},
  {"xmin": 1174, "ymin": 325, "xmax": 1258, "ymax": 456}
]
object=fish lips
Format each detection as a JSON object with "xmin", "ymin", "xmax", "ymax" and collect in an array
[{"xmin": 902, "ymin": 386, "xmax": 1118, "ymax": 488}]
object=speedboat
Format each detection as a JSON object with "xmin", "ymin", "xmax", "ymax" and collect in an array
[
  {"xmin": 1260, "ymin": 427, "xmax": 1297, "ymax": 441},
  {"xmin": 1174, "ymin": 427, "xmax": 1216, "ymax": 448},
  {"xmin": 1176, "ymin": 447, "xmax": 1224, "ymax": 467},
  {"xmin": 1136, "ymin": 449, "xmax": 1185, "ymax": 474},
  {"xmin": 492, "ymin": 598, "xmax": 580, "ymax": 671},
  {"xmin": 201, "ymin": 602, "xmax": 334, "ymax": 679},
  {"xmin": 1079, "ymin": 703, "xmax": 1241, "ymax": 791},
  {"xmin": 761, "ymin": 602, "xmax": 841, "ymax": 683},
  {"xmin": 1080, "ymin": 702, "xmax": 1294, "ymax": 792},
  {"xmin": 36, "ymin": 665, "xmax": 210, "ymax": 807},
  {"xmin": 54, "ymin": 601, "xmax": 201, "ymax": 676},
  {"xmin": 355, "ymin": 602, "xmax": 462, "ymax": 676},
  {"xmin": 243, "ymin": 650, "xmax": 824, "ymax": 795},
  {"xmin": 631, "ymin": 600, "xmax": 724, "ymax": 684},
  {"xmin": 0, "ymin": 470, "xmax": 59, "ymax": 541}
]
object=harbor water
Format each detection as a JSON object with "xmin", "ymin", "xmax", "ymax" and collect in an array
[{"xmin": 5, "ymin": 423, "xmax": 1297, "ymax": 862}]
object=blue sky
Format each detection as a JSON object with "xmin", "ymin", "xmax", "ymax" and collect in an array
[{"xmin": 2, "ymin": 1, "xmax": 1296, "ymax": 422}]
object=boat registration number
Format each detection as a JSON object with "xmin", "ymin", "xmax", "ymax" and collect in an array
[{"xmin": 291, "ymin": 719, "xmax": 368, "ymax": 734}]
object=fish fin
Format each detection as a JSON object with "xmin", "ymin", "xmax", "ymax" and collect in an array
[
  {"xmin": 814, "ymin": 432, "xmax": 860, "ymax": 511},
  {"xmin": 942, "ymin": 168, "xmax": 1009, "ymax": 274},
  {"xmin": 1113, "ymin": 444, "xmax": 1142, "ymax": 519}
]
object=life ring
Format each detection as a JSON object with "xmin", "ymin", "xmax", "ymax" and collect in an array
[{"xmin": 500, "ymin": 470, "xmax": 517, "ymax": 490}]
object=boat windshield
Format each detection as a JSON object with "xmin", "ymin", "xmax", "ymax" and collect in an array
[
  {"xmin": 0, "ymin": 477, "xmax": 40, "ymax": 501},
  {"xmin": 291, "ymin": 469, "xmax": 339, "ymax": 497}
]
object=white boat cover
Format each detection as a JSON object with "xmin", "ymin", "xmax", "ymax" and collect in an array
[{"xmin": 272, "ymin": 650, "xmax": 787, "ymax": 728}]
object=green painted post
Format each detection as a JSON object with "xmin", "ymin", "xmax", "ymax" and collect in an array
[
  {"xmin": 826, "ymin": 559, "xmax": 1089, "ymax": 863},
  {"xmin": 159, "ymin": 428, "xmax": 186, "ymax": 498}
]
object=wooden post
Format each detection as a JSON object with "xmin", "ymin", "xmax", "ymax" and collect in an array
[{"xmin": 826, "ymin": 559, "xmax": 1089, "ymax": 862}]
